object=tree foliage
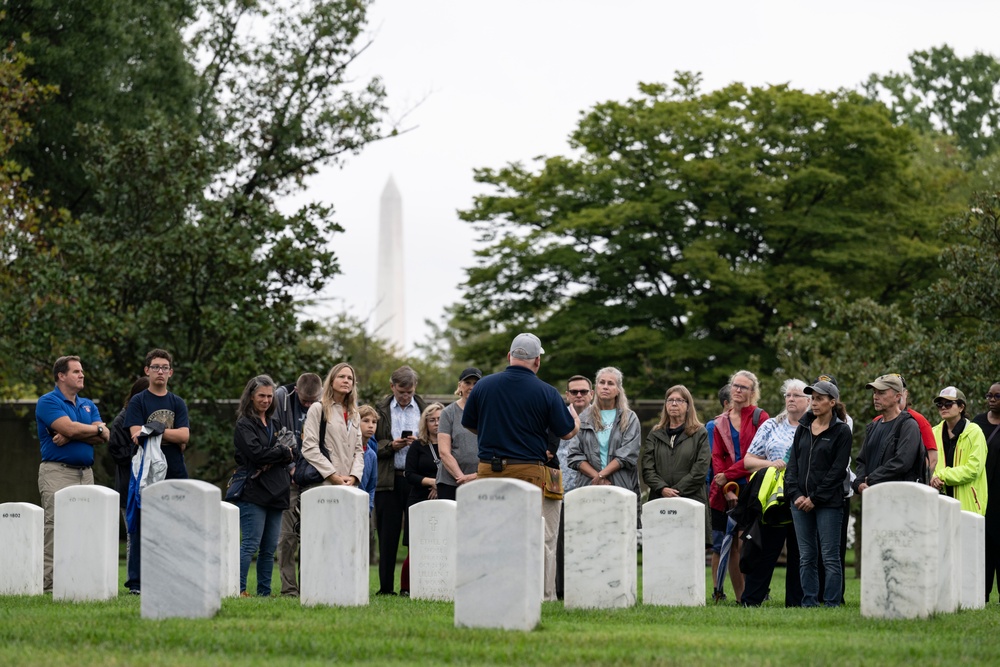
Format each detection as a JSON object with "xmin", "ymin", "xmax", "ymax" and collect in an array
[
  {"xmin": 865, "ymin": 44, "xmax": 1000, "ymax": 162},
  {"xmin": 0, "ymin": 1, "xmax": 393, "ymax": 479},
  {"xmin": 452, "ymin": 74, "xmax": 967, "ymax": 397},
  {"xmin": 771, "ymin": 191, "xmax": 1000, "ymax": 421}
]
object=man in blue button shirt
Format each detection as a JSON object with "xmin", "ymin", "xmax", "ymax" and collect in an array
[
  {"xmin": 463, "ymin": 333, "xmax": 579, "ymax": 488},
  {"xmin": 35, "ymin": 355, "xmax": 110, "ymax": 591}
]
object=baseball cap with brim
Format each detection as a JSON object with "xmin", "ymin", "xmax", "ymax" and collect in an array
[
  {"xmin": 459, "ymin": 367, "xmax": 482, "ymax": 382},
  {"xmin": 509, "ymin": 333, "xmax": 545, "ymax": 360},
  {"xmin": 816, "ymin": 374, "xmax": 839, "ymax": 388},
  {"xmin": 804, "ymin": 380, "xmax": 840, "ymax": 401},
  {"xmin": 935, "ymin": 386, "xmax": 967, "ymax": 404},
  {"xmin": 866, "ymin": 374, "xmax": 904, "ymax": 393}
]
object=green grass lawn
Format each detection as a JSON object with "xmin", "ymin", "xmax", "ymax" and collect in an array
[{"xmin": 0, "ymin": 559, "xmax": 996, "ymax": 666}]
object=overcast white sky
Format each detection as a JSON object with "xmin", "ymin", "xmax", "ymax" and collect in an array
[{"xmin": 281, "ymin": 0, "xmax": 1000, "ymax": 352}]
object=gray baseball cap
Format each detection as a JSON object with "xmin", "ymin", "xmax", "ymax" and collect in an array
[
  {"xmin": 804, "ymin": 380, "xmax": 840, "ymax": 401},
  {"xmin": 509, "ymin": 333, "xmax": 545, "ymax": 360}
]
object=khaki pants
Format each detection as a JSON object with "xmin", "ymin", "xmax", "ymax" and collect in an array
[
  {"xmin": 476, "ymin": 462, "xmax": 546, "ymax": 489},
  {"xmin": 38, "ymin": 462, "xmax": 94, "ymax": 591},
  {"xmin": 276, "ymin": 483, "xmax": 301, "ymax": 596}
]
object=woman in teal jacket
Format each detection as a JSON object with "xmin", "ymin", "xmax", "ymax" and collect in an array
[{"xmin": 931, "ymin": 386, "xmax": 988, "ymax": 515}]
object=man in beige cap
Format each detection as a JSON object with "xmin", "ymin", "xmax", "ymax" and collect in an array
[{"xmin": 852, "ymin": 373, "xmax": 924, "ymax": 494}]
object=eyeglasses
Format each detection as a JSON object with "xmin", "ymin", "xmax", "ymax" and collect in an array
[
  {"xmin": 785, "ymin": 393, "xmax": 808, "ymax": 399},
  {"xmin": 426, "ymin": 418, "xmax": 440, "ymax": 424},
  {"xmin": 731, "ymin": 383, "xmax": 752, "ymax": 393},
  {"xmin": 986, "ymin": 393, "xmax": 1000, "ymax": 400},
  {"xmin": 935, "ymin": 400, "xmax": 958, "ymax": 409},
  {"xmin": 148, "ymin": 365, "xmax": 171, "ymax": 373},
  {"xmin": 567, "ymin": 389, "xmax": 591, "ymax": 396},
  {"xmin": 666, "ymin": 399, "xmax": 687, "ymax": 405}
]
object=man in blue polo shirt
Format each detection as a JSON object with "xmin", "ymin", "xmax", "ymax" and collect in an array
[
  {"xmin": 36, "ymin": 355, "xmax": 110, "ymax": 591},
  {"xmin": 463, "ymin": 333, "xmax": 579, "ymax": 489}
]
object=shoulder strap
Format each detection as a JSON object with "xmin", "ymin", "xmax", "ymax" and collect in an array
[
  {"xmin": 752, "ymin": 407, "xmax": 763, "ymax": 428},
  {"xmin": 986, "ymin": 422, "xmax": 1000, "ymax": 447},
  {"xmin": 318, "ymin": 411, "xmax": 330, "ymax": 458}
]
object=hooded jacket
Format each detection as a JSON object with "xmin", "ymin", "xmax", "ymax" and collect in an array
[
  {"xmin": 785, "ymin": 411, "xmax": 852, "ymax": 508},
  {"xmin": 641, "ymin": 425, "xmax": 709, "ymax": 504},
  {"xmin": 709, "ymin": 405, "xmax": 769, "ymax": 513},
  {"xmin": 933, "ymin": 418, "xmax": 988, "ymax": 516}
]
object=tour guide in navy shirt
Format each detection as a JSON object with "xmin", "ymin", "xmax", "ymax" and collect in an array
[{"xmin": 462, "ymin": 333, "xmax": 579, "ymax": 489}]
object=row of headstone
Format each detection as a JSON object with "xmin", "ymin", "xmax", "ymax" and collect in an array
[
  {"xmin": 5, "ymin": 479, "xmax": 989, "ymax": 628},
  {"xmin": 860, "ymin": 482, "xmax": 985, "ymax": 619}
]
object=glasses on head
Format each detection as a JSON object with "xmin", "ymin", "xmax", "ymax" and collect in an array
[
  {"xmin": 935, "ymin": 400, "xmax": 958, "ymax": 409},
  {"xmin": 731, "ymin": 383, "xmax": 752, "ymax": 393},
  {"xmin": 666, "ymin": 398, "xmax": 687, "ymax": 405},
  {"xmin": 148, "ymin": 365, "xmax": 171, "ymax": 373},
  {"xmin": 986, "ymin": 393, "xmax": 1000, "ymax": 400},
  {"xmin": 567, "ymin": 389, "xmax": 591, "ymax": 396}
]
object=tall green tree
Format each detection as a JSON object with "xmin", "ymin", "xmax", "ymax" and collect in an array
[
  {"xmin": 865, "ymin": 44, "xmax": 1000, "ymax": 162},
  {"xmin": 1, "ymin": 0, "xmax": 199, "ymax": 213},
  {"xmin": 451, "ymin": 75, "xmax": 966, "ymax": 398},
  {"xmin": 770, "ymin": 191, "xmax": 1000, "ymax": 419},
  {"xmin": 0, "ymin": 0, "xmax": 394, "ymax": 479}
]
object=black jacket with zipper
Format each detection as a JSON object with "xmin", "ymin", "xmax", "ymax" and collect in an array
[{"xmin": 785, "ymin": 411, "xmax": 852, "ymax": 508}]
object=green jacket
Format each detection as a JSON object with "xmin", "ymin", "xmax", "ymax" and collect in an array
[
  {"xmin": 933, "ymin": 419, "xmax": 988, "ymax": 516},
  {"xmin": 641, "ymin": 426, "xmax": 710, "ymax": 504}
]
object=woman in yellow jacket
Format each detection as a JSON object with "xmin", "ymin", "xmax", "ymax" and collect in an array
[{"xmin": 930, "ymin": 386, "xmax": 988, "ymax": 516}]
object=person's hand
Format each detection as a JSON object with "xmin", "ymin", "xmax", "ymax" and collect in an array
[
  {"xmin": 714, "ymin": 472, "xmax": 727, "ymax": 486},
  {"xmin": 930, "ymin": 476, "xmax": 943, "ymax": 490},
  {"xmin": 391, "ymin": 437, "xmax": 407, "ymax": 451},
  {"xmin": 794, "ymin": 496, "xmax": 814, "ymax": 512},
  {"xmin": 772, "ymin": 460, "xmax": 786, "ymax": 470},
  {"xmin": 428, "ymin": 488, "xmax": 438, "ymax": 500},
  {"xmin": 53, "ymin": 432, "xmax": 68, "ymax": 446},
  {"xmin": 456, "ymin": 472, "xmax": 477, "ymax": 485},
  {"xmin": 342, "ymin": 475, "xmax": 357, "ymax": 486},
  {"xmin": 857, "ymin": 482, "xmax": 869, "ymax": 494},
  {"xmin": 661, "ymin": 488, "xmax": 680, "ymax": 498},
  {"xmin": 725, "ymin": 490, "xmax": 738, "ymax": 509}
]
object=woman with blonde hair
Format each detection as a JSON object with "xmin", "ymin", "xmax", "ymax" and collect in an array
[
  {"xmin": 710, "ymin": 369, "xmax": 769, "ymax": 603},
  {"xmin": 567, "ymin": 367, "xmax": 641, "ymax": 499},
  {"xmin": 641, "ymin": 385, "xmax": 710, "ymax": 542},
  {"xmin": 300, "ymin": 362, "xmax": 365, "ymax": 487}
]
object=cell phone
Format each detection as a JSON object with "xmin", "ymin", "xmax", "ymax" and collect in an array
[{"xmin": 401, "ymin": 430, "xmax": 412, "ymax": 439}]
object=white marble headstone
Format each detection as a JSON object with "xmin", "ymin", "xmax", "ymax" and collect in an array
[
  {"xmin": 0, "ymin": 502, "xmax": 43, "ymax": 596},
  {"xmin": 960, "ymin": 510, "xmax": 986, "ymax": 610},
  {"xmin": 220, "ymin": 502, "xmax": 240, "ymax": 598},
  {"xmin": 642, "ymin": 497, "xmax": 705, "ymax": 606},
  {"xmin": 935, "ymin": 495, "xmax": 961, "ymax": 613},
  {"xmin": 53, "ymin": 486, "xmax": 118, "ymax": 601},
  {"xmin": 300, "ymin": 485, "xmax": 369, "ymax": 607},
  {"xmin": 455, "ymin": 478, "xmax": 542, "ymax": 630},
  {"xmin": 141, "ymin": 480, "xmax": 221, "ymax": 619},
  {"xmin": 410, "ymin": 499, "xmax": 457, "ymax": 601},
  {"xmin": 861, "ymin": 482, "xmax": 938, "ymax": 619},
  {"xmin": 563, "ymin": 486, "xmax": 637, "ymax": 610}
]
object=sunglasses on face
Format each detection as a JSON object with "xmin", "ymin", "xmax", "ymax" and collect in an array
[
  {"xmin": 567, "ymin": 389, "xmax": 591, "ymax": 396},
  {"xmin": 935, "ymin": 400, "xmax": 958, "ymax": 409}
]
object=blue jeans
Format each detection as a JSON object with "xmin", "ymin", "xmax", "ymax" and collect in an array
[
  {"xmin": 237, "ymin": 501, "xmax": 283, "ymax": 596},
  {"xmin": 791, "ymin": 504, "xmax": 843, "ymax": 607},
  {"xmin": 126, "ymin": 519, "xmax": 141, "ymax": 591}
]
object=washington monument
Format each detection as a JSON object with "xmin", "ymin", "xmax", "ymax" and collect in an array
[{"xmin": 375, "ymin": 176, "xmax": 405, "ymax": 351}]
